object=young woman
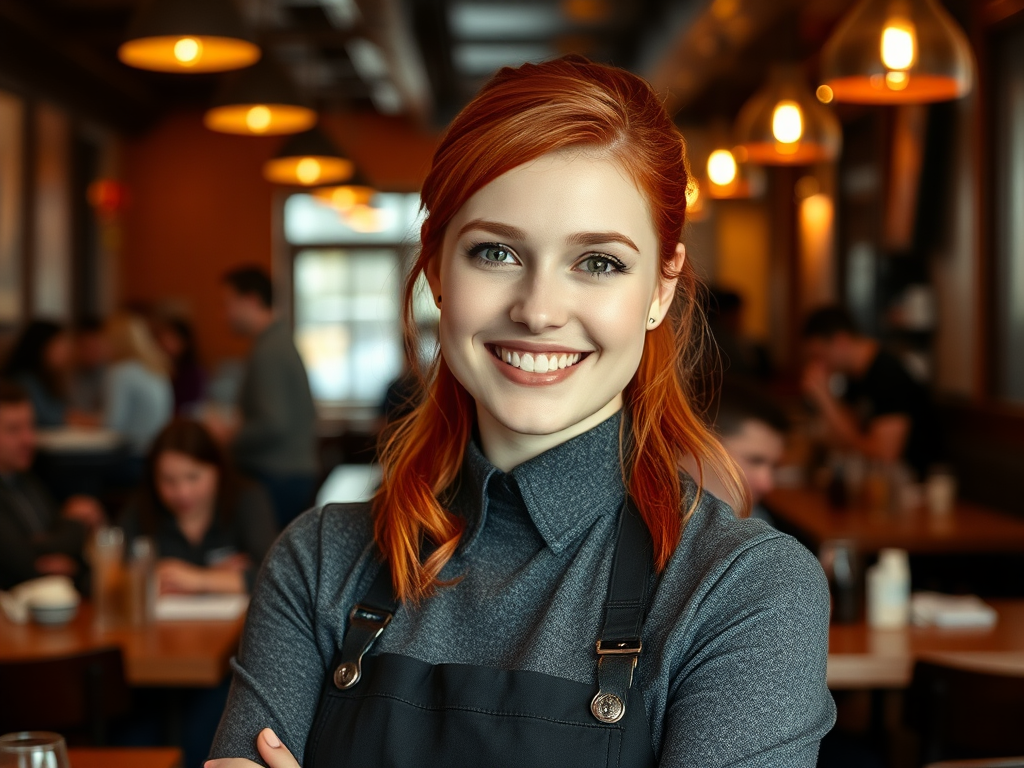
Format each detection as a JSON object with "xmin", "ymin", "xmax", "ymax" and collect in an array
[
  {"xmin": 121, "ymin": 419, "xmax": 277, "ymax": 595},
  {"xmin": 209, "ymin": 56, "xmax": 835, "ymax": 768},
  {"xmin": 154, "ymin": 316, "xmax": 207, "ymax": 416},
  {"xmin": 1, "ymin": 320, "xmax": 74, "ymax": 427},
  {"xmin": 103, "ymin": 313, "xmax": 174, "ymax": 455}
]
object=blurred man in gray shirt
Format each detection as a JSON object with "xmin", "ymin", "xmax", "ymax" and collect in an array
[{"xmin": 211, "ymin": 266, "xmax": 318, "ymax": 528}]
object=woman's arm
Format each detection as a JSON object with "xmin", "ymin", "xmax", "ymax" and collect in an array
[
  {"xmin": 209, "ymin": 508, "xmax": 329, "ymax": 764},
  {"xmin": 157, "ymin": 559, "xmax": 246, "ymax": 594},
  {"xmin": 659, "ymin": 535, "xmax": 836, "ymax": 767}
]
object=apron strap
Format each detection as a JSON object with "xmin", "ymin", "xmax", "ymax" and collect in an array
[
  {"xmin": 332, "ymin": 560, "xmax": 398, "ymax": 690},
  {"xmin": 591, "ymin": 499, "xmax": 654, "ymax": 724}
]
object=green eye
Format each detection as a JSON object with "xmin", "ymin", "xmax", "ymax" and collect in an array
[
  {"xmin": 472, "ymin": 244, "xmax": 515, "ymax": 263},
  {"xmin": 581, "ymin": 256, "xmax": 615, "ymax": 274}
]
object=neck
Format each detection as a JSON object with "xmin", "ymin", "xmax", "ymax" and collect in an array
[
  {"xmin": 175, "ymin": 503, "xmax": 215, "ymax": 545},
  {"xmin": 849, "ymin": 338, "xmax": 879, "ymax": 377},
  {"xmin": 476, "ymin": 395, "xmax": 623, "ymax": 473}
]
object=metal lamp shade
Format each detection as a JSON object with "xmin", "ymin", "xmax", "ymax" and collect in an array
[
  {"xmin": 118, "ymin": 0, "xmax": 260, "ymax": 74},
  {"xmin": 204, "ymin": 56, "xmax": 317, "ymax": 136},
  {"xmin": 263, "ymin": 129, "xmax": 354, "ymax": 186}
]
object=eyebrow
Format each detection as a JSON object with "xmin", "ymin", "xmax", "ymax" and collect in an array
[{"xmin": 457, "ymin": 219, "xmax": 640, "ymax": 253}]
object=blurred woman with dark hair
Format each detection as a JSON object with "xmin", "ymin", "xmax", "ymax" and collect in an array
[
  {"xmin": 154, "ymin": 316, "xmax": 207, "ymax": 415},
  {"xmin": 1, "ymin": 320, "xmax": 74, "ymax": 427},
  {"xmin": 120, "ymin": 419, "xmax": 277, "ymax": 595}
]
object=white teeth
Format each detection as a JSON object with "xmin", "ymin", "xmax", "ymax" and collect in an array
[{"xmin": 494, "ymin": 346, "xmax": 584, "ymax": 373}]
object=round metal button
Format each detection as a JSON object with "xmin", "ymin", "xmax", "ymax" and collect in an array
[
  {"xmin": 333, "ymin": 661, "xmax": 360, "ymax": 690},
  {"xmin": 591, "ymin": 692, "xmax": 625, "ymax": 723}
]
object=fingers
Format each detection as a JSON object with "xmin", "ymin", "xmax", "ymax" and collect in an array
[{"xmin": 256, "ymin": 728, "xmax": 301, "ymax": 768}]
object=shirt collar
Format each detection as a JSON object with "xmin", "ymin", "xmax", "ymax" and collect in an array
[{"xmin": 451, "ymin": 412, "xmax": 626, "ymax": 554}]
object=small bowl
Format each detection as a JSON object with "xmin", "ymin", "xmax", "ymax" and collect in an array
[{"xmin": 29, "ymin": 600, "xmax": 79, "ymax": 627}]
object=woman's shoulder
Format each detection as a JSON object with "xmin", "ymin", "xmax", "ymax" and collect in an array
[
  {"xmin": 667, "ymin": 481, "xmax": 828, "ymax": 610},
  {"xmin": 265, "ymin": 501, "xmax": 377, "ymax": 571}
]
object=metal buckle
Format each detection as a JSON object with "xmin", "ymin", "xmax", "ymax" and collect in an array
[
  {"xmin": 333, "ymin": 604, "xmax": 393, "ymax": 690},
  {"xmin": 596, "ymin": 639, "xmax": 642, "ymax": 656}
]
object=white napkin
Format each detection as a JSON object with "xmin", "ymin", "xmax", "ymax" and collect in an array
[
  {"xmin": 911, "ymin": 591, "xmax": 998, "ymax": 628},
  {"xmin": 155, "ymin": 594, "xmax": 249, "ymax": 621}
]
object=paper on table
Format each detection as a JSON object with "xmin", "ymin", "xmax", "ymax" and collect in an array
[
  {"xmin": 155, "ymin": 594, "xmax": 249, "ymax": 621},
  {"xmin": 911, "ymin": 591, "xmax": 998, "ymax": 628}
]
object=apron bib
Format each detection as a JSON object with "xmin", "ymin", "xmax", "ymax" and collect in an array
[{"xmin": 305, "ymin": 502, "xmax": 657, "ymax": 768}]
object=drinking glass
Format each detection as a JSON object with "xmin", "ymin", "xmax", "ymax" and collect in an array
[{"xmin": 0, "ymin": 731, "xmax": 70, "ymax": 768}]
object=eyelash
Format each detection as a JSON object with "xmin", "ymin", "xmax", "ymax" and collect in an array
[{"xmin": 465, "ymin": 241, "xmax": 630, "ymax": 277}]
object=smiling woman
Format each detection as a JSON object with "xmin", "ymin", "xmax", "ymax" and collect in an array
[{"xmin": 208, "ymin": 55, "xmax": 835, "ymax": 768}]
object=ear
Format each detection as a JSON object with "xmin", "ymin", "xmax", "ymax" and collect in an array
[
  {"xmin": 647, "ymin": 243, "xmax": 686, "ymax": 330},
  {"xmin": 424, "ymin": 252, "xmax": 442, "ymax": 308}
]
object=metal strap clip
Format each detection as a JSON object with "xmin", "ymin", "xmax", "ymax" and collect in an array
[
  {"xmin": 333, "ymin": 604, "xmax": 393, "ymax": 690},
  {"xmin": 591, "ymin": 638, "xmax": 642, "ymax": 724}
]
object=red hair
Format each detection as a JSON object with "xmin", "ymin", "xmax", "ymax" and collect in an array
[{"xmin": 375, "ymin": 56, "xmax": 748, "ymax": 602}]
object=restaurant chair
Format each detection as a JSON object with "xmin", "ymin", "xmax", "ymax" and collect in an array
[
  {"xmin": 0, "ymin": 646, "xmax": 131, "ymax": 745},
  {"xmin": 907, "ymin": 660, "xmax": 1024, "ymax": 765}
]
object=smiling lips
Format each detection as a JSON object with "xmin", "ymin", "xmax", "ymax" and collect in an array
[{"xmin": 491, "ymin": 345, "xmax": 584, "ymax": 373}]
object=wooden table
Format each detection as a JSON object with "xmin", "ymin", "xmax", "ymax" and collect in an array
[
  {"xmin": 827, "ymin": 599, "xmax": 1024, "ymax": 689},
  {"xmin": 766, "ymin": 486, "xmax": 1024, "ymax": 555},
  {"xmin": 0, "ymin": 603, "xmax": 245, "ymax": 687},
  {"xmin": 68, "ymin": 747, "xmax": 182, "ymax": 768}
]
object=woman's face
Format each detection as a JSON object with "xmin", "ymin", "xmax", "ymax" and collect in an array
[
  {"xmin": 428, "ymin": 149, "xmax": 682, "ymax": 443},
  {"xmin": 155, "ymin": 450, "xmax": 219, "ymax": 518}
]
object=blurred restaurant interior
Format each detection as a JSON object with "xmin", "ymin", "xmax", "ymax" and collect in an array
[{"xmin": 0, "ymin": 0, "xmax": 1023, "ymax": 766}]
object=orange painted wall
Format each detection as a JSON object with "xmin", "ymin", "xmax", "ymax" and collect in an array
[{"xmin": 118, "ymin": 109, "xmax": 438, "ymax": 364}]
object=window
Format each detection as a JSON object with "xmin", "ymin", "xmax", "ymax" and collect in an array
[{"xmin": 286, "ymin": 192, "xmax": 435, "ymax": 406}]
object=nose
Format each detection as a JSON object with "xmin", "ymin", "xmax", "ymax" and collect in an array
[{"xmin": 508, "ymin": 267, "xmax": 569, "ymax": 333}]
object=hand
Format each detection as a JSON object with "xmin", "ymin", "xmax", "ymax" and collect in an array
[
  {"xmin": 62, "ymin": 496, "xmax": 106, "ymax": 531},
  {"xmin": 801, "ymin": 361, "xmax": 832, "ymax": 404},
  {"xmin": 211, "ymin": 553, "xmax": 252, "ymax": 572},
  {"xmin": 35, "ymin": 553, "xmax": 79, "ymax": 577},
  {"xmin": 157, "ymin": 558, "xmax": 210, "ymax": 594},
  {"xmin": 206, "ymin": 728, "xmax": 299, "ymax": 768}
]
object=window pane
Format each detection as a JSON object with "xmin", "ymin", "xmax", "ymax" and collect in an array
[
  {"xmin": 285, "ymin": 192, "xmax": 424, "ymax": 245},
  {"xmin": 293, "ymin": 248, "xmax": 402, "ymax": 404}
]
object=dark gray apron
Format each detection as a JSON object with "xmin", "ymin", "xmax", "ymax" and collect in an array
[{"xmin": 304, "ymin": 502, "xmax": 657, "ymax": 768}]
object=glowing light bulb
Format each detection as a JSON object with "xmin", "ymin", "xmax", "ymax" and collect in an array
[
  {"xmin": 881, "ymin": 21, "xmax": 916, "ymax": 71},
  {"xmin": 816, "ymin": 85, "xmax": 834, "ymax": 104},
  {"xmin": 245, "ymin": 105, "xmax": 273, "ymax": 133},
  {"xmin": 347, "ymin": 204, "xmax": 384, "ymax": 233},
  {"xmin": 772, "ymin": 101, "xmax": 803, "ymax": 144},
  {"xmin": 296, "ymin": 158, "xmax": 322, "ymax": 185},
  {"xmin": 173, "ymin": 37, "xmax": 202, "ymax": 65},
  {"xmin": 707, "ymin": 150, "xmax": 738, "ymax": 186}
]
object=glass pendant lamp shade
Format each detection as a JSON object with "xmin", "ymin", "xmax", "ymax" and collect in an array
[
  {"xmin": 312, "ymin": 172, "xmax": 376, "ymax": 212},
  {"xmin": 204, "ymin": 56, "xmax": 318, "ymax": 136},
  {"xmin": 119, "ymin": 0, "xmax": 260, "ymax": 73},
  {"xmin": 735, "ymin": 65, "xmax": 842, "ymax": 165},
  {"xmin": 263, "ymin": 129, "xmax": 354, "ymax": 186},
  {"xmin": 821, "ymin": 0, "xmax": 973, "ymax": 103}
]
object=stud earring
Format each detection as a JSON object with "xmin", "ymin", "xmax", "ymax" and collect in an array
[{"xmin": 649, "ymin": 317, "xmax": 655, "ymax": 324}]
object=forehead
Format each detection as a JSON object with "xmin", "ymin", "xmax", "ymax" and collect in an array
[{"xmin": 450, "ymin": 150, "xmax": 657, "ymax": 248}]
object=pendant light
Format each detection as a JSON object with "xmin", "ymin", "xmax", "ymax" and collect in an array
[
  {"xmin": 263, "ymin": 128, "xmax": 354, "ymax": 186},
  {"xmin": 700, "ymin": 121, "xmax": 766, "ymax": 200},
  {"xmin": 119, "ymin": 0, "xmax": 260, "ymax": 74},
  {"xmin": 312, "ymin": 172, "xmax": 376, "ymax": 213},
  {"xmin": 735, "ymin": 65, "xmax": 842, "ymax": 165},
  {"xmin": 205, "ymin": 56, "xmax": 317, "ymax": 136},
  {"xmin": 820, "ymin": 0, "xmax": 973, "ymax": 104}
]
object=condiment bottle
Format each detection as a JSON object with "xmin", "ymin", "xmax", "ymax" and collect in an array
[{"xmin": 866, "ymin": 548, "xmax": 910, "ymax": 628}]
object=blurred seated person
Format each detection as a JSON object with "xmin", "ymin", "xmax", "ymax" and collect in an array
[
  {"xmin": 104, "ymin": 313, "xmax": 174, "ymax": 456},
  {"xmin": 70, "ymin": 316, "xmax": 108, "ymax": 413},
  {"xmin": 120, "ymin": 419, "xmax": 277, "ymax": 595},
  {"xmin": 801, "ymin": 306, "xmax": 938, "ymax": 480},
  {"xmin": 0, "ymin": 381, "xmax": 105, "ymax": 590},
  {"xmin": 705, "ymin": 287, "xmax": 773, "ymax": 380},
  {"xmin": 1, "ymin": 320, "xmax": 76, "ymax": 427},
  {"xmin": 713, "ymin": 381, "xmax": 790, "ymax": 526},
  {"xmin": 154, "ymin": 316, "xmax": 207, "ymax": 416}
]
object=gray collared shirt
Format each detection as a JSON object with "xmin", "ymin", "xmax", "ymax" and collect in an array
[{"xmin": 213, "ymin": 412, "xmax": 835, "ymax": 765}]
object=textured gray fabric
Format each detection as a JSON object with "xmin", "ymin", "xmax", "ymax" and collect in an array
[
  {"xmin": 232, "ymin": 320, "xmax": 318, "ymax": 476},
  {"xmin": 212, "ymin": 412, "xmax": 836, "ymax": 766}
]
